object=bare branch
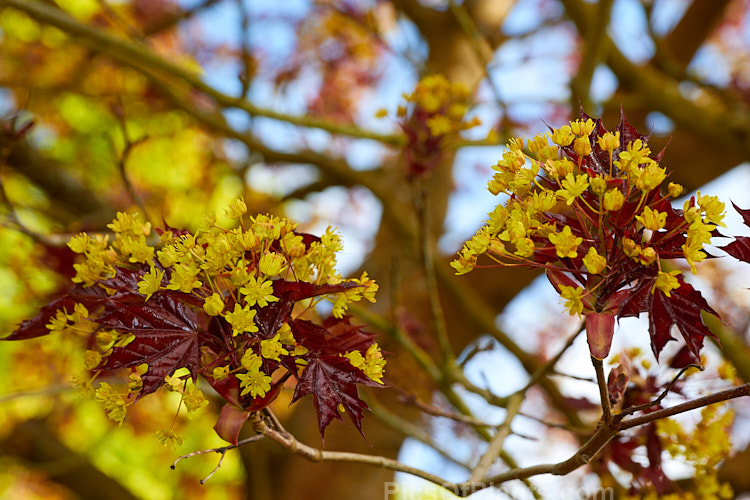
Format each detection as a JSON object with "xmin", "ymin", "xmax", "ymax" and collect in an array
[{"xmin": 171, "ymin": 435, "xmax": 266, "ymax": 484}]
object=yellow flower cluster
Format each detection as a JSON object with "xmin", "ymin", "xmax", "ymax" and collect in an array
[
  {"xmin": 344, "ymin": 343, "xmax": 386, "ymax": 384},
  {"xmin": 451, "ymin": 117, "xmax": 724, "ymax": 316},
  {"xmin": 642, "ymin": 405, "xmax": 735, "ymax": 500},
  {"xmin": 66, "ymin": 199, "xmax": 382, "ymax": 408},
  {"xmin": 400, "ymin": 74, "xmax": 480, "ymax": 137}
]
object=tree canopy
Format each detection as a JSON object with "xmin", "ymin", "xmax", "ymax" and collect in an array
[{"xmin": 1, "ymin": 1, "xmax": 750, "ymax": 499}]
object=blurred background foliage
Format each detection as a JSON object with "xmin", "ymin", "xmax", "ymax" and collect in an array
[{"xmin": 1, "ymin": 0, "xmax": 750, "ymax": 499}]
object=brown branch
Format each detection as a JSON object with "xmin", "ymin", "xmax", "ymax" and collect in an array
[
  {"xmin": 244, "ymin": 383, "xmax": 750, "ymax": 497},
  {"xmin": 617, "ymin": 383, "xmax": 750, "ymax": 431},
  {"xmin": 592, "ymin": 356, "xmax": 612, "ymax": 426}
]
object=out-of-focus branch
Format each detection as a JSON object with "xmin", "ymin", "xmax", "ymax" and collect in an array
[
  {"xmin": 468, "ymin": 393, "xmax": 522, "ymax": 483},
  {"xmin": 570, "ymin": 0, "xmax": 614, "ymax": 110},
  {"xmin": 142, "ymin": 0, "xmax": 223, "ymax": 36},
  {"xmin": 560, "ymin": 0, "xmax": 750, "ymax": 167},
  {"xmin": 0, "ymin": 419, "xmax": 139, "ymax": 500},
  {"xmin": 0, "ymin": 0, "xmax": 405, "ymax": 147}
]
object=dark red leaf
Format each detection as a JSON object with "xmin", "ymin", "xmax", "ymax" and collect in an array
[
  {"xmin": 96, "ymin": 292, "xmax": 206, "ymax": 397},
  {"xmin": 4, "ymin": 284, "xmax": 109, "ymax": 341},
  {"xmin": 648, "ymin": 279, "xmax": 719, "ymax": 362},
  {"xmin": 291, "ymin": 355, "xmax": 379, "ymax": 439},
  {"xmin": 292, "ymin": 317, "xmax": 376, "ymax": 357},
  {"xmin": 254, "ymin": 300, "xmax": 293, "ymax": 340},
  {"xmin": 732, "ymin": 201, "xmax": 750, "ymax": 228},
  {"xmin": 720, "ymin": 235, "xmax": 750, "ymax": 263}
]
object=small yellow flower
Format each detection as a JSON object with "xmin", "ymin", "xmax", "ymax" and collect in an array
[
  {"xmin": 603, "ymin": 188, "xmax": 625, "ymax": 211},
  {"xmin": 668, "ymin": 182, "xmax": 683, "ymax": 198},
  {"xmin": 559, "ymin": 285, "xmax": 584, "ymax": 316},
  {"xmin": 570, "ymin": 118, "xmax": 595, "ymax": 136},
  {"xmin": 138, "ymin": 266, "xmax": 163, "ymax": 301},
  {"xmin": 573, "ymin": 136, "xmax": 592, "ymax": 157},
  {"xmin": 597, "ymin": 131, "xmax": 620, "ymax": 152},
  {"xmin": 240, "ymin": 276, "xmax": 278, "ymax": 308},
  {"xmin": 653, "ymin": 270, "xmax": 681, "ymax": 297},
  {"xmin": 203, "ymin": 293, "xmax": 225, "ymax": 316},
  {"xmin": 582, "ymin": 247, "xmax": 607, "ymax": 274},
  {"xmin": 225, "ymin": 197, "xmax": 247, "ymax": 219},
  {"xmin": 155, "ymin": 429, "xmax": 183, "ymax": 450},
  {"xmin": 236, "ymin": 369, "xmax": 272, "ymax": 398},
  {"xmin": 551, "ymin": 125, "xmax": 574, "ymax": 146},
  {"xmin": 260, "ymin": 333, "xmax": 290, "ymax": 361},
  {"xmin": 258, "ymin": 252, "xmax": 287, "ymax": 276},
  {"xmin": 83, "ymin": 350, "xmax": 102, "ymax": 370},
  {"xmin": 182, "ymin": 385, "xmax": 209, "ymax": 412},
  {"xmin": 212, "ymin": 366, "xmax": 230, "ymax": 381},
  {"xmin": 557, "ymin": 173, "xmax": 589, "ymax": 205},
  {"xmin": 590, "ymin": 176, "xmax": 607, "ymax": 195},
  {"xmin": 636, "ymin": 206, "xmax": 667, "ymax": 231},
  {"xmin": 548, "ymin": 226, "xmax": 582, "ymax": 258}
]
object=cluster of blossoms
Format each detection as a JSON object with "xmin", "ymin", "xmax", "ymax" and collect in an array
[
  {"xmin": 452, "ymin": 112, "xmax": 725, "ymax": 362},
  {"xmin": 388, "ymin": 74, "xmax": 480, "ymax": 177},
  {"xmin": 9, "ymin": 199, "xmax": 383, "ymax": 441}
]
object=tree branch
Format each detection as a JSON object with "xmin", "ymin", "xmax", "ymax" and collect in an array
[
  {"xmin": 244, "ymin": 383, "xmax": 749, "ymax": 497},
  {"xmin": 0, "ymin": 0, "xmax": 405, "ymax": 147}
]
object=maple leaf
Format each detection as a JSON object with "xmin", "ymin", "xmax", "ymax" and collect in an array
[
  {"xmin": 619, "ymin": 277, "xmax": 719, "ymax": 363},
  {"xmin": 291, "ymin": 355, "xmax": 380, "ymax": 439},
  {"xmin": 3, "ymin": 284, "xmax": 109, "ymax": 341},
  {"xmin": 291, "ymin": 316, "xmax": 376, "ymax": 357},
  {"xmin": 719, "ymin": 235, "xmax": 750, "ymax": 263},
  {"xmin": 95, "ymin": 292, "xmax": 207, "ymax": 397}
]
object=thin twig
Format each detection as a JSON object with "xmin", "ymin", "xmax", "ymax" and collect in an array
[
  {"xmin": 414, "ymin": 188, "xmax": 454, "ymax": 365},
  {"xmin": 469, "ymin": 393, "xmax": 523, "ymax": 482},
  {"xmin": 515, "ymin": 324, "xmax": 584, "ymax": 396},
  {"xmin": 617, "ymin": 384, "xmax": 750, "ymax": 430},
  {"xmin": 243, "ymin": 383, "xmax": 748, "ymax": 496},
  {"xmin": 618, "ymin": 363, "xmax": 702, "ymax": 418},
  {"xmin": 171, "ymin": 434, "xmax": 265, "ymax": 483},
  {"xmin": 592, "ymin": 356, "xmax": 612, "ymax": 426},
  {"xmin": 393, "ymin": 386, "xmax": 498, "ymax": 428},
  {"xmin": 111, "ymin": 115, "xmax": 150, "ymax": 224}
]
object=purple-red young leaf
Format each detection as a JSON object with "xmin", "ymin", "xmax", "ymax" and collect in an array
[
  {"xmin": 96, "ymin": 292, "xmax": 206, "ymax": 397},
  {"xmin": 4, "ymin": 284, "xmax": 109, "ymax": 341},
  {"xmin": 291, "ymin": 355, "xmax": 379, "ymax": 439}
]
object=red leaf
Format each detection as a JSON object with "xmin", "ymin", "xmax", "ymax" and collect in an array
[
  {"xmin": 96, "ymin": 292, "xmax": 206, "ymax": 397},
  {"xmin": 4, "ymin": 284, "xmax": 109, "ymax": 341},
  {"xmin": 732, "ymin": 201, "xmax": 750, "ymax": 228},
  {"xmin": 291, "ymin": 355, "xmax": 379, "ymax": 439},
  {"xmin": 618, "ymin": 277, "xmax": 719, "ymax": 363},
  {"xmin": 214, "ymin": 404, "xmax": 251, "ymax": 445},
  {"xmin": 648, "ymin": 279, "xmax": 719, "ymax": 362},
  {"xmin": 720, "ymin": 235, "xmax": 750, "ymax": 263},
  {"xmin": 291, "ymin": 317, "xmax": 376, "ymax": 357}
]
